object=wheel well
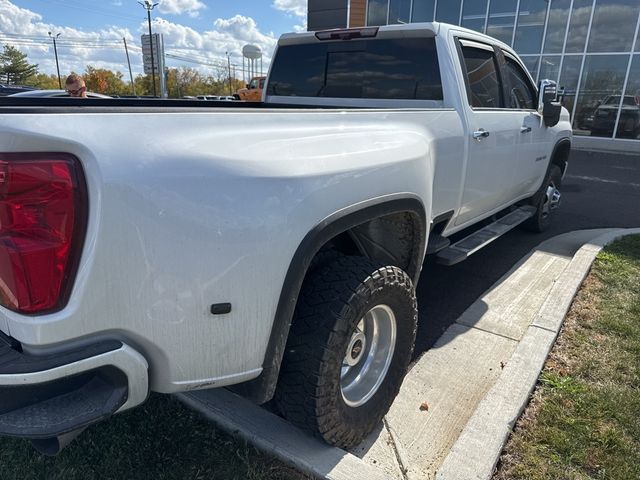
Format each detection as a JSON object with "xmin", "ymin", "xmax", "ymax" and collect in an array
[
  {"xmin": 312, "ymin": 211, "xmax": 423, "ymax": 281},
  {"xmin": 552, "ymin": 140, "xmax": 570, "ymax": 177},
  {"xmin": 231, "ymin": 198, "xmax": 426, "ymax": 405}
]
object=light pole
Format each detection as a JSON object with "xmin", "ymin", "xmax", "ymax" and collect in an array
[
  {"xmin": 48, "ymin": 32, "xmax": 61, "ymax": 89},
  {"xmin": 138, "ymin": 1, "xmax": 159, "ymax": 97},
  {"xmin": 226, "ymin": 52, "xmax": 232, "ymax": 95}
]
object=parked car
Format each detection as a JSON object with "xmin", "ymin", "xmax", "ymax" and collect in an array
[
  {"xmin": 9, "ymin": 89, "xmax": 111, "ymax": 98},
  {"xmin": 234, "ymin": 76, "xmax": 265, "ymax": 101},
  {"xmin": 590, "ymin": 94, "xmax": 640, "ymax": 138},
  {"xmin": 0, "ymin": 84, "xmax": 36, "ymax": 96},
  {"xmin": 0, "ymin": 22, "xmax": 570, "ymax": 454}
]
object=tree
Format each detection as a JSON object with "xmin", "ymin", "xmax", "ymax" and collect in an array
[
  {"xmin": 83, "ymin": 66, "xmax": 129, "ymax": 96},
  {"xmin": 27, "ymin": 73, "xmax": 59, "ymax": 90},
  {"xmin": 0, "ymin": 45, "xmax": 38, "ymax": 85}
]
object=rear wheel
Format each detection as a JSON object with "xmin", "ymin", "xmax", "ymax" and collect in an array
[
  {"xmin": 522, "ymin": 165, "xmax": 562, "ymax": 233},
  {"xmin": 275, "ymin": 256, "xmax": 417, "ymax": 448}
]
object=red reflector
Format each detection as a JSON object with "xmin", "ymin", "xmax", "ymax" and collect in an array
[
  {"xmin": 315, "ymin": 27, "xmax": 379, "ymax": 41},
  {"xmin": 0, "ymin": 153, "xmax": 87, "ymax": 314}
]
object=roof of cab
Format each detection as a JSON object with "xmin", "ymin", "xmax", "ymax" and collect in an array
[{"xmin": 278, "ymin": 21, "xmax": 512, "ymax": 54}]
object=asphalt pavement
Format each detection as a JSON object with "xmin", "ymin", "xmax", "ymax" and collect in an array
[{"xmin": 414, "ymin": 149, "xmax": 640, "ymax": 356}]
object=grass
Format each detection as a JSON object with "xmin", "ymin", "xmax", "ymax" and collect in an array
[
  {"xmin": 494, "ymin": 235, "xmax": 640, "ymax": 480},
  {"xmin": 0, "ymin": 394, "xmax": 309, "ymax": 480}
]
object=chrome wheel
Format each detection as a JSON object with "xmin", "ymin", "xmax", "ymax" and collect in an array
[
  {"xmin": 340, "ymin": 304, "xmax": 397, "ymax": 407},
  {"xmin": 541, "ymin": 182, "xmax": 561, "ymax": 219}
]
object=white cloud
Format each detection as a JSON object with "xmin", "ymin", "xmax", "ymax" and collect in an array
[
  {"xmin": 151, "ymin": 15, "xmax": 277, "ymax": 77},
  {"xmin": 158, "ymin": 0, "xmax": 206, "ymax": 18},
  {"xmin": 272, "ymin": 0, "xmax": 307, "ymax": 18}
]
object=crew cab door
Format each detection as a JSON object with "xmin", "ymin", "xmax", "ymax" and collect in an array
[
  {"xmin": 454, "ymin": 39, "xmax": 529, "ymax": 227},
  {"xmin": 500, "ymin": 51, "xmax": 549, "ymax": 194}
]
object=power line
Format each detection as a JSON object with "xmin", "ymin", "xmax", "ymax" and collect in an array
[{"xmin": 30, "ymin": 0, "xmax": 142, "ymax": 22}]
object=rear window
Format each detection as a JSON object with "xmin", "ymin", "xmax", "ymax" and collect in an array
[{"xmin": 267, "ymin": 38, "xmax": 443, "ymax": 101}]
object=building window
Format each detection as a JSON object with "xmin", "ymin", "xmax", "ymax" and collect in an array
[
  {"xmin": 587, "ymin": 0, "xmax": 640, "ymax": 53},
  {"xmin": 367, "ymin": 0, "xmax": 388, "ymax": 26},
  {"xmin": 461, "ymin": 0, "xmax": 488, "ymax": 33},
  {"xmin": 411, "ymin": 0, "xmax": 435, "ymax": 22},
  {"xmin": 543, "ymin": 0, "xmax": 571, "ymax": 54},
  {"xmin": 514, "ymin": 0, "xmax": 548, "ymax": 54},
  {"xmin": 574, "ymin": 54, "xmax": 629, "ymax": 137},
  {"xmin": 389, "ymin": 0, "xmax": 411, "ymax": 24},
  {"xmin": 487, "ymin": 0, "xmax": 518, "ymax": 45},
  {"xmin": 618, "ymin": 55, "xmax": 640, "ymax": 139},
  {"xmin": 436, "ymin": 0, "xmax": 462, "ymax": 24},
  {"xmin": 565, "ymin": 0, "xmax": 593, "ymax": 53}
]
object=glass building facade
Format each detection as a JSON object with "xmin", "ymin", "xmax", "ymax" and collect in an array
[{"xmin": 363, "ymin": 0, "xmax": 640, "ymax": 141}]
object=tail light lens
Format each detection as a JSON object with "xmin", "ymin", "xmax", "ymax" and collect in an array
[{"xmin": 0, "ymin": 153, "xmax": 87, "ymax": 314}]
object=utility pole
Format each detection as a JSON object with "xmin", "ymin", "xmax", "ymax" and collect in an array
[
  {"xmin": 48, "ymin": 32, "xmax": 62, "ymax": 89},
  {"xmin": 226, "ymin": 52, "xmax": 232, "ymax": 95},
  {"xmin": 138, "ymin": 1, "xmax": 159, "ymax": 97},
  {"xmin": 123, "ymin": 38, "xmax": 136, "ymax": 96}
]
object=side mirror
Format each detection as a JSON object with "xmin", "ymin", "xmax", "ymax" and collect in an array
[{"xmin": 538, "ymin": 79, "xmax": 562, "ymax": 127}]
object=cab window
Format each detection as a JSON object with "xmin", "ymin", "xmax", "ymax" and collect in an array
[
  {"xmin": 459, "ymin": 42, "xmax": 503, "ymax": 108},
  {"xmin": 502, "ymin": 55, "xmax": 536, "ymax": 109}
]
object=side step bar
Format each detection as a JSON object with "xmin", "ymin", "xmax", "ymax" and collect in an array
[{"xmin": 435, "ymin": 206, "xmax": 536, "ymax": 266}]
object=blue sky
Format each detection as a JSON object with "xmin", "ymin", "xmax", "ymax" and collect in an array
[{"xmin": 0, "ymin": 0, "xmax": 308, "ymax": 78}]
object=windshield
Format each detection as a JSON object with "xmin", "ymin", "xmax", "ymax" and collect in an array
[{"xmin": 602, "ymin": 95, "xmax": 637, "ymax": 106}]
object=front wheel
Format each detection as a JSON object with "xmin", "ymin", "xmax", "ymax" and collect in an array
[
  {"xmin": 522, "ymin": 165, "xmax": 562, "ymax": 233},
  {"xmin": 275, "ymin": 256, "xmax": 417, "ymax": 449}
]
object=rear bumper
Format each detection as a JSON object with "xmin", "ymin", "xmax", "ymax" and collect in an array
[{"xmin": 0, "ymin": 332, "xmax": 148, "ymax": 439}]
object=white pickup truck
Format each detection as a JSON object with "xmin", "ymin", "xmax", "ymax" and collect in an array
[{"xmin": 0, "ymin": 22, "xmax": 571, "ymax": 454}]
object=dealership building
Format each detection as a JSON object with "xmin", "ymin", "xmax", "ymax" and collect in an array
[{"xmin": 307, "ymin": 0, "xmax": 640, "ymax": 146}]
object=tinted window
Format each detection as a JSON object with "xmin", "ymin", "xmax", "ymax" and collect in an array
[
  {"xmin": 411, "ymin": 0, "xmax": 435, "ymax": 22},
  {"xmin": 436, "ymin": 0, "xmax": 461, "ymax": 24},
  {"xmin": 461, "ymin": 0, "xmax": 488, "ymax": 33},
  {"xmin": 267, "ymin": 38, "xmax": 443, "ymax": 100},
  {"xmin": 513, "ymin": 0, "xmax": 548, "ymax": 54},
  {"xmin": 587, "ymin": 0, "xmax": 640, "ymax": 53},
  {"xmin": 460, "ymin": 45, "xmax": 503, "ymax": 108},
  {"xmin": 574, "ymin": 54, "xmax": 629, "ymax": 137},
  {"xmin": 503, "ymin": 56, "xmax": 536, "ymax": 109},
  {"xmin": 565, "ymin": 0, "xmax": 593, "ymax": 53},
  {"xmin": 521, "ymin": 56, "xmax": 540, "ymax": 81},
  {"xmin": 543, "ymin": 0, "xmax": 571, "ymax": 53},
  {"xmin": 486, "ymin": 0, "xmax": 517, "ymax": 45},
  {"xmin": 389, "ymin": 0, "xmax": 411, "ymax": 24},
  {"xmin": 367, "ymin": 0, "xmax": 388, "ymax": 26}
]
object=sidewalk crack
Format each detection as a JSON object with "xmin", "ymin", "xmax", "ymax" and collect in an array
[{"xmin": 383, "ymin": 417, "xmax": 410, "ymax": 480}]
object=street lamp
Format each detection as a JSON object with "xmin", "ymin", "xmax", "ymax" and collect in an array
[
  {"xmin": 48, "ymin": 32, "xmax": 61, "ymax": 89},
  {"xmin": 138, "ymin": 1, "xmax": 159, "ymax": 97},
  {"xmin": 226, "ymin": 52, "xmax": 232, "ymax": 95}
]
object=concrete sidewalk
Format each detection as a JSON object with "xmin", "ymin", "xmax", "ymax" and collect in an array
[{"xmin": 176, "ymin": 228, "xmax": 640, "ymax": 480}]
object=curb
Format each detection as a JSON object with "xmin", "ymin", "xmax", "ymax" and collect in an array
[{"xmin": 435, "ymin": 227, "xmax": 640, "ymax": 480}]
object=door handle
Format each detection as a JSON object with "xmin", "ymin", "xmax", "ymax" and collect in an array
[
  {"xmin": 472, "ymin": 129, "xmax": 490, "ymax": 140},
  {"xmin": 520, "ymin": 126, "xmax": 532, "ymax": 133}
]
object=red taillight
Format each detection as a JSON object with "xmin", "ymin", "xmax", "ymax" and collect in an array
[{"xmin": 0, "ymin": 153, "xmax": 87, "ymax": 314}]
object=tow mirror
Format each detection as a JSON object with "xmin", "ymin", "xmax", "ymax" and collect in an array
[{"xmin": 538, "ymin": 79, "xmax": 562, "ymax": 127}]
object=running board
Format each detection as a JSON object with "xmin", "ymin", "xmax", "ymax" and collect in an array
[{"xmin": 435, "ymin": 206, "xmax": 536, "ymax": 266}]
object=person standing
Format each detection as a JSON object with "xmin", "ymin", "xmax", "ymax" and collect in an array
[{"xmin": 65, "ymin": 74, "xmax": 87, "ymax": 98}]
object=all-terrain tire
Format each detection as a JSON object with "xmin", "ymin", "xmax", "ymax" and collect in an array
[
  {"xmin": 522, "ymin": 165, "xmax": 562, "ymax": 233},
  {"xmin": 275, "ymin": 255, "xmax": 418, "ymax": 449}
]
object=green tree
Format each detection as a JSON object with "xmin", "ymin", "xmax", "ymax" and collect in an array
[
  {"xmin": 83, "ymin": 66, "xmax": 129, "ymax": 95},
  {"xmin": 0, "ymin": 45, "xmax": 38, "ymax": 85},
  {"xmin": 27, "ymin": 73, "xmax": 59, "ymax": 90}
]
